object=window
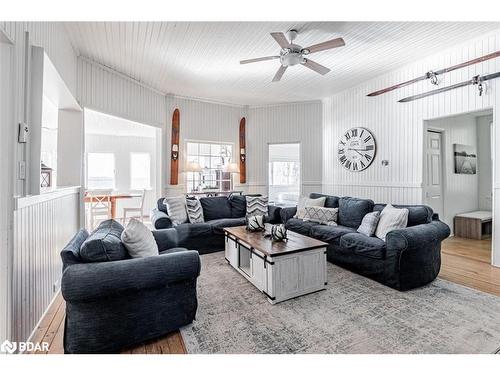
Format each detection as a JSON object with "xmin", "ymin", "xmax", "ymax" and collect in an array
[
  {"xmin": 186, "ymin": 142, "xmax": 233, "ymax": 192},
  {"xmin": 268, "ymin": 143, "xmax": 300, "ymax": 204},
  {"xmin": 87, "ymin": 153, "xmax": 115, "ymax": 189},
  {"xmin": 130, "ymin": 152, "xmax": 151, "ymax": 189}
]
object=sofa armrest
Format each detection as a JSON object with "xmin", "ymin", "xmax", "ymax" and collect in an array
[
  {"xmin": 152, "ymin": 228, "xmax": 179, "ymax": 251},
  {"xmin": 61, "ymin": 250, "xmax": 200, "ymax": 303},
  {"xmin": 386, "ymin": 219, "xmax": 450, "ymax": 253},
  {"xmin": 150, "ymin": 208, "xmax": 173, "ymax": 229},
  {"xmin": 280, "ymin": 206, "xmax": 297, "ymax": 223}
]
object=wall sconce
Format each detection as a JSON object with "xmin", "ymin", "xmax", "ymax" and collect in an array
[
  {"xmin": 171, "ymin": 144, "xmax": 179, "ymax": 161},
  {"xmin": 240, "ymin": 148, "xmax": 246, "ymax": 163}
]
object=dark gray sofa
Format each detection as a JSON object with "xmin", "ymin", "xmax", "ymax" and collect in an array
[
  {"xmin": 151, "ymin": 195, "xmax": 282, "ymax": 254},
  {"xmin": 60, "ymin": 221, "xmax": 200, "ymax": 353},
  {"xmin": 281, "ymin": 193, "xmax": 450, "ymax": 291}
]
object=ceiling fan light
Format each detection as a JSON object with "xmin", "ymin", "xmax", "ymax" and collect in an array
[{"xmin": 302, "ymin": 48, "xmax": 310, "ymax": 55}]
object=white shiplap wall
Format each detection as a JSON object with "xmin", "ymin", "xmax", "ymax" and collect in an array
[
  {"xmin": 164, "ymin": 96, "xmax": 245, "ymax": 196},
  {"xmin": 77, "ymin": 57, "xmax": 166, "ymax": 129},
  {"xmin": 322, "ymin": 29, "xmax": 500, "ymax": 266},
  {"xmin": 247, "ymin": 102, "xmax": 323, "ymax": 196},
  {"xmin": 13, "ymin": 188, "xmax": 80, "ymax": 344}
]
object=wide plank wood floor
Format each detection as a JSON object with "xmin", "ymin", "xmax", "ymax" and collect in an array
[{"xmin": 28, "ymin": 236, "xmax": 499, "ymax": 354}]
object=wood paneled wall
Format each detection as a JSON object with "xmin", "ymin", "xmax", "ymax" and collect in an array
[
  {"xmin": 321, "ymin": 29, "xmax": 500, "ymax": 265},
  {"xmin": 12, "ymin": 188, "xmax": 80, "ymax": 343}
]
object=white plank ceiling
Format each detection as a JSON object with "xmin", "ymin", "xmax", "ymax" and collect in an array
[{"xmin": 64, "ymin": 22, "xmax": 500, "ymax": 105}]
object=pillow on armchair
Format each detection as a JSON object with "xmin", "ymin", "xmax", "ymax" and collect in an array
[
  {"xmin": 79, "ymin": 220, "xmax": 128, "ymax": 262},
  {"xmin": 121, "ymin": 218, "xmax": 159, "ymax": 258}
]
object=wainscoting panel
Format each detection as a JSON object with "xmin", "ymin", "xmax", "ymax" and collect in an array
[{"xmin": 12, "ymin": 187, "xmax": 81, "ymax": 343}]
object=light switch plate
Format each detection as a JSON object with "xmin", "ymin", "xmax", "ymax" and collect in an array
[{"xmin": 18, "ymin": 161, "xmax": 26, "ymax": 180}]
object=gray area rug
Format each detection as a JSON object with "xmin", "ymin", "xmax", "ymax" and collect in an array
[{"xmin": 180, "ymin": 252, "xmax": 500, "ymax": 354}]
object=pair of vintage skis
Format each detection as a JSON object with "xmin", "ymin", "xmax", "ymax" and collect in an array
[{"xmin": 367, "ymin": 51, "xmax": 500, "ymax": 102}]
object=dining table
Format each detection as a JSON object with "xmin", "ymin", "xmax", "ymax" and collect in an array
[{"xmin": 84, "ymin": 192, "xmax": 142, "ymax": 219}]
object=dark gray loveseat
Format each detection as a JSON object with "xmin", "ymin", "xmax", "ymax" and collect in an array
[
  {"xmin": 281, "ymin": 193, "xmax": 450, "ymax": 291},
  {"xmin": 60, "ymin": 220, "xmax": 200, "ymax": 353},
  {"xmin": 151, "ymin": 195, "xmax": 282, "ymax": 254}
]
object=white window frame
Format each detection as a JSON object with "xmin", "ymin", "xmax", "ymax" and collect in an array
[
  {"xmin": 267, "ymin": 142, "xmax": 302, "ymax": 204},
  {"xmin": 86, "ymin": 152, "xmax": 116, "ymax": 190},
  {"xmin": 185, "ymin": 140, "xmax": 234, "ymax": 193}
]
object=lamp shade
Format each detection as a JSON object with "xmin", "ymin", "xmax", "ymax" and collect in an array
[
  {"xmin": 185, "ymin": 161, "xmax": 202, "ymax": 172},
  {"xmin": 223, "ymin": 162, "xmax": 240, "ymax": 173}
]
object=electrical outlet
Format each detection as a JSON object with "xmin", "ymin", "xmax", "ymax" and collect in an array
[{"xmin": 18, "ymin": 161, "xmax": 26, "ymax": 180}]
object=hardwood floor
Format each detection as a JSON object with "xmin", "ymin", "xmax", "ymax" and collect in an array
[{"xmin": 28, "ymin": 236, "xmax": 499, "ymax": 354}]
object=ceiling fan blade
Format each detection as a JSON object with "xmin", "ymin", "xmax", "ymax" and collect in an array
[
  {"xmin": 270, "ymin": 32, "xmax": 289, "ymax": 48},
  {"xmin": 302, "ymin": 59, "xmax": 331, "ymax": 75},
  {"xmin": 272, "ymin": 65, "xmax": 287, "ymax": 82},
  {"xmin": 240, "ymin": 56, "xmax": 280, "ymax": 64},
  {"xmin": 302, "ymin": 37, "xmax": 345, "ymax": 54}
]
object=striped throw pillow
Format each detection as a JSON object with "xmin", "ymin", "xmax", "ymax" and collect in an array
[
  {"xmin": 246, "ymin": 196, "xmax": 268, "ymax": 217},
  {"xmin": 163, "ymin": 196, "xmax": 188, "ymax": 225},
  {"xmin": 303, "ymin": 206, "xmax": 338, "ymax": 225},
  {"xmin": 357, "ymin": 211, "xmax": 380, "ymax": 236},
  {"xmin": 186, "ymin": 198, "xmax": 204, "ymax": 223}
]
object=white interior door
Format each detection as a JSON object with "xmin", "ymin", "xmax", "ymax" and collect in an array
[{"xmin": 424, "ymin": 131, "xmax": 444, "ymax": 218}]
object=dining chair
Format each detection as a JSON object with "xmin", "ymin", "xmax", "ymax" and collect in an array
[
  {"xmin": 122, "ymin": 189, "xmax": 146, "ymax": 225},
  {"xmin": 86, "ymin": 189, "xmax": 113, "ymax": 231}
]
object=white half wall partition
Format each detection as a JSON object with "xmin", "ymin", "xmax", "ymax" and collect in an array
[{"xmin": 321, "ymin": 28, "xmax": 500, "ymax": 266}]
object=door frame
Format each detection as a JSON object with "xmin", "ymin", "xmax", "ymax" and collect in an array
[{"xmin": 267, "ymin": 141, "xmax": 302, "ymax": 204}]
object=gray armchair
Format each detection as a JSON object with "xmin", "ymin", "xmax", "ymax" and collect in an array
[{"xmin": 60, "ymin": 227, "xmax": 200, "ymax": 353}]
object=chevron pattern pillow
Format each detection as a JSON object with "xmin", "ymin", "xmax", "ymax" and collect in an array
[
  {"xmin": 246, "ymin": 196, "xmax": 268, "ymax": 217},
  {"xmin": 303, "ymin": 206, "xmax": 338, "ymax": 225},
  {"xmin": 186, "ymin": 198, "xmax": 204, "ymax": 224}
]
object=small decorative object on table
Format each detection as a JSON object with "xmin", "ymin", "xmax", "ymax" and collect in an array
[
  {"xmin": 246, "ymin": 215, "xmax": 265, "ymax": 232},
  {"xmin": 270, "ymin": 224, "xmax": 287, "ymax": 242}
]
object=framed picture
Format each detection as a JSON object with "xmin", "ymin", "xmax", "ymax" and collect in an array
[{"xmin": 454, "ymin": 144, "xmax": 477, "ymax": 174}]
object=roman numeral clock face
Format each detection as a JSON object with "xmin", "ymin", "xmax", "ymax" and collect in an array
[{"xmin": 338, "ymin": 127, "xmax": 376, "ymax": 172}]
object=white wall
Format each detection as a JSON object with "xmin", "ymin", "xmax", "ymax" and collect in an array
[
  {"xmin": 477, "ymin": 114, "xmax": 493, "ymax": 210},
  {"xmin": 164, "ymin": 96, "xmax": 245, "ymax": 196},
  {"xmin": 426, "ymin": 114, "xmax": 479, "ymax": 228},
  {"xmin": 247, "ymin": 102, "xmax": 323, "ymax": 197}
]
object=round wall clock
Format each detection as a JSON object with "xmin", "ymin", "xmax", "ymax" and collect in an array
[{"xmin": 337, "ymin": 127, "xmax": 376, "ymax": 172}]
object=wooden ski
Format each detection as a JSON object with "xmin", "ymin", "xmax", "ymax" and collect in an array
[
  {"xmin": 398, "ymin": 72, "xmax": 500, "ymax": 103},
  {"xmin": 170, "ymin": 108, "xmax": 180, "ymax": 185},
  {"xmin": 367, "ymin": 50, "xmax": 500, "ymax": 97},
  {"xmin": 239, "ymin": 117, "xmax": 246, "ymax": 184}
]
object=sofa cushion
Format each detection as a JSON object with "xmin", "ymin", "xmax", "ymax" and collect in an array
[
  {"xmin": 200, "ymin": 196, "xmax": 232, "ymax": 221},
  {"xmin": 207, "ymin": 217, "xmax": 246, "ymax": 234},
  {"xmin": 303, "ymin": 206, "xmax": 338, "ymax": 225},
  {"xmin": 186, "ymin": 198, "xmax": 204, "ymax": 223},
  {"xmin": 357, "ymin": 211, "xmax": 381, "ymax": 237},
  {"xmin": 164, "ymin": 196, "xmax": 188, "ymax": 225},
  {"xmin": 309, "ymin": 193, "xmax": 339, "ymax": 208},
  {"xmin": 157, "ymin": 198, "xmax": 168, "ymax": 214},
  {"xmin": 310, "ymin": 225, "xmax": 356, "ymax": 244},
  {"xmin": 373, "ymin": 204, "xmax": 432, "ymax": 227},
  {"xmin": 229, "ymin": 195, "xmax": 247, "ymax": 218},
  {"xmin": 285, "ymin": 218, "xmax": 319, "ymax": 236},
  {"xmin": 375, "ymin": 204, "xmax": 409, "ymax": 241},
  {"xmin": 61, "ymin": 229, "xmax": 89, "ymax": 269},
  {"xmin": 296, "ymin": 196, "xmax": 326, "ymax": 219},
  {"xmin": 338, "ymin": 197, "xmax": 374, "ymax": 228},
  {"xmin": 340, "ymin": 233, "xmax": 386, "ymax": 260},
  {"xmin": 80, "ymin": 220, "xmax": 128, "ymax": 262}
]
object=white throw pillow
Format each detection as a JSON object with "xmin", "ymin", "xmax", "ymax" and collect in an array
[
  {"xmin": 121, "ymin": 218, "xmax": 159, "ymax": 258},
  {"xmin": 295, "ymin": 196, "xmax": 326, "ymax": 219},
  {"xmin": 164, "ymin": 196, "xmax": 188, "ymax": 225},
  {"xmin": 375, "ymin": 204, "xmax": 409, "ymax": 241},
  {"xmin": 303, "ymin": 206, "xmax": 338, "ymax": 225}
]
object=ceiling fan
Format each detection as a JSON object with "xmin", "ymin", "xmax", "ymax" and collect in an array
[{"xmin": 240, "ymin": 29, "xmax": 345, "ymax": 82}]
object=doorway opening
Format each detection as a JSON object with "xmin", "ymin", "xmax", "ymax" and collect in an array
[
  {"xmin": 83, "ymin": 109, "xmax": 162, "ymax": 230},
  {"xmin": 268, "ymin": 143, "xmax": 301, "ymax": 206},
  {"xmin": 424, "ymin": 109, "xmax": 493, "ymax": 265}
]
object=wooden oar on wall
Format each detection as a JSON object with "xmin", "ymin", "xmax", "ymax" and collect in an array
[
  {"xmin": 239, "ymin": 117, "xmax": 246, "ymax": 184},
  {"xmin": 170, "ymin": 108, "xmax": 180, "ymax": 185}
]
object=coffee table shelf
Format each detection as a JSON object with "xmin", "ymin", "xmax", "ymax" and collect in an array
[{"xmin": 224, "ymin": 225, "xmax": 328, "ymax": 304}]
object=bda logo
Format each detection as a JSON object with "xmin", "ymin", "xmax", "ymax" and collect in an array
[{"xmin": 1, "ymin": 340, "xmax": 17, "ymax": 354}]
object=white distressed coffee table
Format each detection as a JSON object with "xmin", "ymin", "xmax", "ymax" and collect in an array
[{"xmin": 224, "ymin": 225, "xmax": 328, "ymax": 304}]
